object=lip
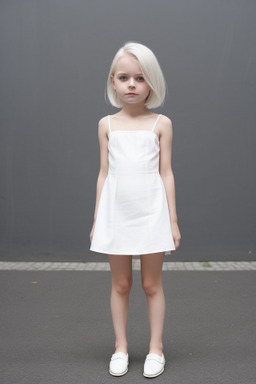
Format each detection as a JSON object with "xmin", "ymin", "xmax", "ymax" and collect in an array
[{"xmin": 126, "ymin": 93, "xmax": 137, "ymax": 96}]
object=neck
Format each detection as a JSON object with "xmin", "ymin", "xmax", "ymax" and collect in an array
[{"xmin": 119, "ymin": 102, "xmax": 152, "ymax": 117}]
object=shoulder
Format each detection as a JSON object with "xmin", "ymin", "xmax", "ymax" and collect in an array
[
  {"xmin": 98, "ymin": 115, "xmax": 109, "ymax": 138},
  {"xmin": 98, "ymin": 115, "xmax": 109, "ymax": 128},
  {"xmin": 158, "ymin": 114, "xmax": 173, "ymax": 139},
  {"xmin": 159, "ymin": 114, "xmax": 173, "ymax": 127}
]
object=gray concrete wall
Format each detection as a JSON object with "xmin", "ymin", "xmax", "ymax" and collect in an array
[{"xmin": 0, "ymin": 0, "xmax": 255, "ymax": 261}]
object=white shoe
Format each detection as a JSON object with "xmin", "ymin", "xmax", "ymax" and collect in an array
[
  {"xmin": 109, "ymin": 352, "xmax": 129, "ymax": 376},
  {"xmin": 143, "ymin": 353, "xmax": 165, "ymax": 378}
]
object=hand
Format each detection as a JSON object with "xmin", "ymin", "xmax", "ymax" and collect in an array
[{"xmin": 170, "ymin": 221, "xmax": 181, "ymax": 253}]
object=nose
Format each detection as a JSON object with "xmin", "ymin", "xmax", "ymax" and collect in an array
[{"xmin": 128, "ymin": 78, "xmax": 135, "ymax": 88}]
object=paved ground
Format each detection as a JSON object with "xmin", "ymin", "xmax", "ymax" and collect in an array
[
  {"xmin": 0, "ymin": 264, "xmax": 255, "ymax": 384},
  {"xmin": 0, "ymin": 260, "xmax": 256, "ymax": 271}
]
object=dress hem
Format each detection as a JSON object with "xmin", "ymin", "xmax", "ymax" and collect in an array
[{"xmin": 89, "ymin": 247, "xmax": 176, "ymax": 255}]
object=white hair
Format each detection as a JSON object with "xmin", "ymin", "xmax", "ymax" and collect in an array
[{"xmin": 106, "ymin": 42, "xmax": 166, "ymax": 109}]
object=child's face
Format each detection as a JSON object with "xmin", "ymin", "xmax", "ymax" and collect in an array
[{"xmin": 111, "ymin": 54, "xmax": 151, "ymax": 106}]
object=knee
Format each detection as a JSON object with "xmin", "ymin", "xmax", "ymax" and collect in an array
[
  {"xmin": 142, "ymin": 279, "xmax": 160, "ymax": 297},
  {"xmin": 113, "ymin": 278, "xmax": 132, "ymax": 295}
]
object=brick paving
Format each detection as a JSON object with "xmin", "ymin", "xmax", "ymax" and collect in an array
[{"xmin": 0, "ymin": 261, "xmax": 255, "ymax": 271}]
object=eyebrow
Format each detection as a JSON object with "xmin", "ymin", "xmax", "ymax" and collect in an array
[{"xmin": 116, "ymin": 72, "xmax": 144, "ymax": 76}]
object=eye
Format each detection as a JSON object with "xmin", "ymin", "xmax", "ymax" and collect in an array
[
  {"xmin": 119, "ymin": 76, "xmax": 127, "ymax": 81},
  {"xmin": 137, "ymin": 76, "xmax": 144, "ymax": 81}
]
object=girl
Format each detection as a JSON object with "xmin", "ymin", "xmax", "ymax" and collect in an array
[{"xmin": 89, "ymin": 42, "xmax": 181, "ymax": 378}]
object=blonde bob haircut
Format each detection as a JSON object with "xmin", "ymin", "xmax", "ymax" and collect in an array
[{"xmin": 106, "ymin": 42, "xmax": 166, "ymax": 109}]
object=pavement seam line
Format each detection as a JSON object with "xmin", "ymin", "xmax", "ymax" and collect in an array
[{"xmin": 0, "ymin": 261, "xmax": 255, "ymax": 271}]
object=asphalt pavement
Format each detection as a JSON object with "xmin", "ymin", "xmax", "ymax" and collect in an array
[{"xmin": 0, "ymin": 269, "xmax": 255, "ymax": 384}]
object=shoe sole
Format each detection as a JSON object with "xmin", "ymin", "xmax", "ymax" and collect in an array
[
  {"xmin": 143, "ymin": 366, "xmax": 164, "ymax": 378},
  {"xmin": 109, "ymin": 367, "xmax": 128, "ymax": 376}
]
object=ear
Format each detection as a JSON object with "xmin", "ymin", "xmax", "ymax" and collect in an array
[{"xmin": 110, "ymin": 75, "xmax": 116, "ymax": 90}]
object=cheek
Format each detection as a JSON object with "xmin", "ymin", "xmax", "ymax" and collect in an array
[
  {"xmin": 144, "ymin": 85, "xmax": 151, "ymax": 94},
  {"xmin": 116, "ymin": 84, "xmax": 125, "ymax": 93}
]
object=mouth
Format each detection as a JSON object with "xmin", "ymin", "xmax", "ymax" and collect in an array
[{"xmin": 126, "ymin": 93, "xmax": 137, "ymax": 96}]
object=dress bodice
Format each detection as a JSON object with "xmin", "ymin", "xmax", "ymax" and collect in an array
[{"xmin": 108, "ymin": 131, "xmax": 160, "ymax": 174}]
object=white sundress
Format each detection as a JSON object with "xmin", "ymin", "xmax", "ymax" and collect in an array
[{"xmin": 90, "ymin": 114, "xmax": 176, "ymax": 255}]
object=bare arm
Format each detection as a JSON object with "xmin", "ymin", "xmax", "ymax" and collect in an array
[
  {"xmin": 159, "ymin": 116, "xmax": 181, "ymax": 248},
  {"xmin": 92, "ymin": 117, "xmax": 109, "ymax": 222}
]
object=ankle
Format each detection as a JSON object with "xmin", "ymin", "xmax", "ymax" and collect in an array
[
  {"xmin": 115, "ymin": 342, "xmax": 128, "ymax": 355},
  {"xmin": 149, "ymin": 343, "xmax": 163, "ymax": 356}
]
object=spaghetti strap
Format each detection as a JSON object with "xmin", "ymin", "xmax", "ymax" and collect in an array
[
  {"xmin": 108, "ymin": 115, "xmax": 112, "ymax": 133},
  {"xmin": 152, "ymin": 114, "xmax": 162, "ymax": 132}
]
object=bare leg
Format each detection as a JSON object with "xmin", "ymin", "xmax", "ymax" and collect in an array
[
  {"xmin": 108, "ymin": 254, "xmax": 133, "ymax": 354},
  {"xmin": 141, "ymin": 252, "xmax": 165, "ymax": 356}
]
